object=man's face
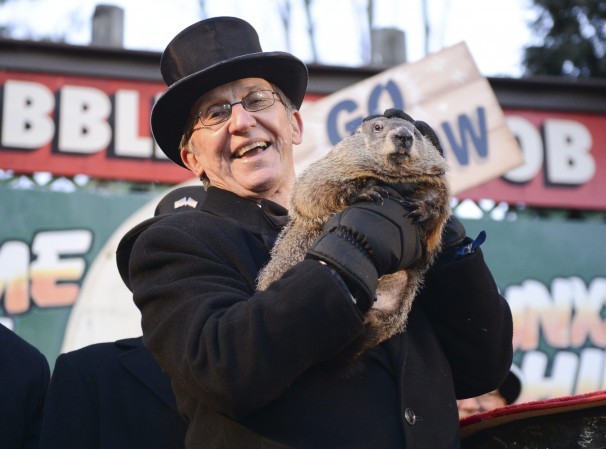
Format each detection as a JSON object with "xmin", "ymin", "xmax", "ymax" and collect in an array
[
  {"xmin": 457, "ymin": 390, "xmax": 508, "ymax": 419},
  {"xmin": 181, "ymin": 77, "xmax": 303, "ymax": 206}
]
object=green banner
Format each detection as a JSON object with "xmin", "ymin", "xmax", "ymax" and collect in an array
[
  {"xmin": 2, "ymin": 185, "xmax": 605, "ymax": 403},
  {"xmin": 0, "ymin": 185, "xmax": 155, "ymax": 367},
  {"xmin": 465, "ymin": 218, "xmax": 606, "ymax": 401}
]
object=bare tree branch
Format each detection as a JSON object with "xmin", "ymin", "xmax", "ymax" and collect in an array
[
  {"xmin": 421, "ymin": 0, "xmax": 429, "ymax": 56},
  {"xmin": 278, "ymin": 0, "xmax": 291, "ymax": 52},
  {"xmin": 197, "ymin": 0, "xmax": 207, "ymax": 19},
  {"xmin": 303, "ymin": 0, "xmax": 318, "ymax": 62}
]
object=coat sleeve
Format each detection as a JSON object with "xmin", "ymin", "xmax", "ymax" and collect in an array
[
  {"xmin": 415, "ymin": 248, "xmax": 514, "ymax": 399},
  {"xmin": 0, "ymin": 326, "xmax": 50, "ymax": 449},
  {"xmin": 22, "ymin": 343, "xmax": 50, "ymax": 449},
  {"xmin": 39, "ymin": 353, "xmax": 98, "ymax": 449},
  {"xmin": 129, "ymin": 216, "xmax": 365, "ymax": 419}
]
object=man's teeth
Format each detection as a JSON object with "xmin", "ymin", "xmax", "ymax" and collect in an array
[{"xmin": 235, "ymin": 142, "xmax": 268, "ymax": 158}]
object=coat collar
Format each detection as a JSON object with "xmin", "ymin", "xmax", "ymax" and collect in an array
[
  {"xmin": 202, "ymin": 187, "xmax": 288, "ymax": 250},
  {"xmin": 117, "ymin": 187, "xmax": 290, "ymax": 290},
  {"xmin": 202, "ymin": 187, "xmax": 288, "ymax": 230}
]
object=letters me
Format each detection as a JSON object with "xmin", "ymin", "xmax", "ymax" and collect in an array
[{"xmin": 0, "ymin": 229, "xmax": 93, "ymax": 315}]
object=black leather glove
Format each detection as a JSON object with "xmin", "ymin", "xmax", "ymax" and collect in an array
[
  {"xmin": 433, "ymin": 215, "xmax": 488, "ymax": 265},
  {"xmin": 363, "ymin": 108, "xmax": 444, "ymax": 157},
  {"xmin": 442, "ymin": 215, "xmax": 467, "ymax": 251},
  {"xmin": 306, "ymin": 187, "xmax": 422, "ymax": 312}
]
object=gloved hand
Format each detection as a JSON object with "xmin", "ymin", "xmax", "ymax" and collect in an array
[
  {"xmin": 434, "ymin": 215, "xmax": 487, "ymax": 265},
  {"xmin": 363, "ymin": 108, "xmax": 444, "ymax": 157},
  {"xmin": 306, "ymin": 187, "xmax": 422, "ymax": 313},
  {"xmin": 442, "ymin": 215, "xmax": 467, "ymax": 251}
]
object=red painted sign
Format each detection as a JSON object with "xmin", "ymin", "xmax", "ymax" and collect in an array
[
  {"xmin": 460, "ymin": 109, "xmax": 606, "ymax": 210},
  {"xmin": 1, "ymin": 71, "xmax": 605, "ymax": 209},
  {"xmin": 0, "ymin": 71, "xmax": 189, "ymax": 183}
]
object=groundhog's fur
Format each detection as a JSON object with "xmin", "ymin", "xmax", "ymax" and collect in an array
[{"xmin": 257, "ymin": 114, "xmax": 451, "ymax": 363}]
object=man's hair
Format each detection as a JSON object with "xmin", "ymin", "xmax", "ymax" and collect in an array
[{"xmin": 179, "ymin": 84, "xmax": 297, "ymax": 188}]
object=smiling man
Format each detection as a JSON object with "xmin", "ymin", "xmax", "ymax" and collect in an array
[{"xmin": 117, "ymin": 16, "xmax": 513, "ymax": 449}]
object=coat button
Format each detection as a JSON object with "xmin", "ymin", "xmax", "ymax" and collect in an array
[{"xmin": 404, "ymin": 408, "xmax": 416, "ymax": 425}]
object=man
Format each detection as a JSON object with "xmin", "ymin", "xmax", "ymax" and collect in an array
[
  {"xmin": 458, "ymin": 365, "xmax": 524, "ymax": 419},
  {"xmin": 0, "ymin": 323, "xmax": 50, "ymax": 449},
  {"xmin": 117, "ymin": 16, "xmax": 513, "ymax": 449},
  {"xmin": 39, "ymin": 186, "xmax": 206, "ymax": 449}
]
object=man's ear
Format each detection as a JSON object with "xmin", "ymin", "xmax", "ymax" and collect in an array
[
  {"xmin": 290, "ymin": 110, "xmax": 304, "ymax": 145},
  {"xmin": 181, "ymin": 147, "xmax": 205, "ymax": 178}
]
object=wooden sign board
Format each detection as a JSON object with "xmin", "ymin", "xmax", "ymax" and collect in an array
[{"xmin": 296, "ymin": 42, "xmax": 524, "ymax": 195}]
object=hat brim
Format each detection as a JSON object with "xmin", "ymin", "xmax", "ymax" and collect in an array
[
  {"xmin": 499, "ymin": 368, "xmax": 522, "ymax": 405},
  {"xmin": 151, "ymin": 51, "xmax": 308, "ymax": 168}
]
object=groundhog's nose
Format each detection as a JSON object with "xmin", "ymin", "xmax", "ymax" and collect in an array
[{"xmin": 394, "ymin": 131, "xmax": 413, "ymax": 155}]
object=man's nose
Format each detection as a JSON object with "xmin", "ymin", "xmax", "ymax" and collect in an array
[{"xmin": 228, "ymin": 103, "xmax": 256, "ymax": 131}]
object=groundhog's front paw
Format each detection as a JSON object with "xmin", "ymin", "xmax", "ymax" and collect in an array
[
  {"xmin": 346, "ymin": 180, "xmax": 389, "ymax": 204},
  {"xmin": 404, "ymin": 198, "xmax": 436, "ymax": 224},
  {"xmin": 403, "ymin": 192, "xmax": 446, "ymax": 225}
]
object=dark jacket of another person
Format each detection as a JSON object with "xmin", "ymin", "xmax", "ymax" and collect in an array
[
  {"xmin": 39, "ymin": 337, "xmax": 187, "ymax": 449},
  {"xmin": 0, "ymin": 323, "xmax": 50, "ymax": 449}
]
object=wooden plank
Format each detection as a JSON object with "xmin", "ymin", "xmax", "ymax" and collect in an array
[{"xmin": 297, "ymin": 42, "xmax": 524, "ymax": 195}]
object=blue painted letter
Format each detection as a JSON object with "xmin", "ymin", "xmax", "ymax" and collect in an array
[{"xmin": 441, "ymin": 106, "xmax": 488, "ymax": 166}]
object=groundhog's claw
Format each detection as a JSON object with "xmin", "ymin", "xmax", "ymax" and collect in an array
[
  {"xmin": 408, "ymin": 211, "xmax": 428, "ymax": 224},
  {"xmin": 404, "ymin": 198, "xmax": 436, "ymax": 224},
  {"xmin": 351, "ymin": 184, "xmax": 389, "ymax": 204}
]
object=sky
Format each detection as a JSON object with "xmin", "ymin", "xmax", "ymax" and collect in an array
[{"xmin": 0, "ymin": 0, "xmax": 537, "ymax": 77}]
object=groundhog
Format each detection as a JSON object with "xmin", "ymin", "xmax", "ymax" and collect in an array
[{"xmin": 257, "ymin": 111, "xmax": 452, "ymax": 362}]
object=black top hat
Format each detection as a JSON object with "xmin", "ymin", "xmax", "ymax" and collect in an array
[{"xmin": 151, "ymin": 16, "xmax": 309, "ymax": 168}]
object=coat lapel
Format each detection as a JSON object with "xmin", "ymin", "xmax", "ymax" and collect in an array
[{"xmin": 117, "ymin": 338, "xmax": 181, "ymax": 416}]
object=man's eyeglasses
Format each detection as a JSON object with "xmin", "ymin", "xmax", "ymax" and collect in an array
[{"xmin": 191, "ymin": 90, "xmax": 280, "ymax": 129}]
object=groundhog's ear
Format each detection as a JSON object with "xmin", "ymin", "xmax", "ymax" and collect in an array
[
  {"xmin": 383, "ymin": 108, "xmax": 414, "ymax": 122},
  {"xmin": 362, "ymin": 114, "xmax": 382, "ymax": 123},
  {"xmin": 414, "ymin": 121, "xmax": 444, "ymax": 157}
]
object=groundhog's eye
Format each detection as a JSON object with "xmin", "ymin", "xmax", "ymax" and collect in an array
[{"xmin": 373, "ymin": 123, "xmax": 383, "ymax": 132}]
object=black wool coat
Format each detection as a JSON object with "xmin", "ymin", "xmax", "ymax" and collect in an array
[
  {"xmin": 0, "ymin": 324, "xmax": 50, "ymax": 449},
  {"xmin": 39, "ymin": 337, "xmax": 187, "ymax": 449},
  {"xmin": 124, "ymin": 186, "xmax": 513, "ymax": 449}
]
